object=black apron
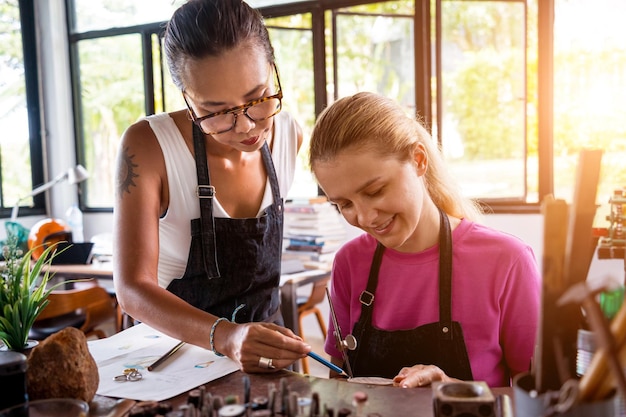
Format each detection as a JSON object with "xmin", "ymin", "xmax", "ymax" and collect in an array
[
  {"xmin": 166, "ymin": 124, "xmax": 284, "ymax": 324},
  {"xmin": 346, "ymin": 208, "xmax": 473, "ymax": 380}
]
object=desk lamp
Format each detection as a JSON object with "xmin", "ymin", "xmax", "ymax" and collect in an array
[{"xmin": 10, "ymin": 164, "xmax": 89, "ymax": 222}]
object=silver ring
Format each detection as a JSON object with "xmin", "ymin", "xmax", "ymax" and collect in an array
[{"xmin": 258, "ymin": 356, "xmax": 275, "ymax": 369}]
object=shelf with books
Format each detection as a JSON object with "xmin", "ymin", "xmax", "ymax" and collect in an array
[
  {"xmin": 284, "ymin": 200, "xmax": 346, "ymax": 238},
  {"xmin": 282, "ymin": 247, "xmax": 337, "ymax": 268},
  {"xmin": 282, "ymin": 198, "xmax": 346, "ymax": 268}
]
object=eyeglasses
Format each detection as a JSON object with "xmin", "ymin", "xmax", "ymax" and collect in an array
[{"xmin": 183, "ymin": 63, "xmax": 283, "ymax": 135}]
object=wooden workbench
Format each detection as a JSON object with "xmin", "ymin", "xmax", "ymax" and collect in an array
[{"xmin": 90, "ymin": 370, "xmax": 514, "ymax": 416}]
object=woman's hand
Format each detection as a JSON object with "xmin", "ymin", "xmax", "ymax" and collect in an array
[
  {"xmin": 217, "ymin": 321, "xmax": 311, "ymax": 373},
  {"xmin": 392, "ymin": 365, "xmax": 456, "ymax": 388}
]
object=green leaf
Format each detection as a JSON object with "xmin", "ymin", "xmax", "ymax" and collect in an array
[{"xmin": 0, "ymin": 240, "xmax": 76, "ymax": 349}]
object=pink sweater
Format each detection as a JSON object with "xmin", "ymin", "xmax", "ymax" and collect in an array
[{"xmin": 324, "ymin": 219, "xmax": 540, "ymax": 387}]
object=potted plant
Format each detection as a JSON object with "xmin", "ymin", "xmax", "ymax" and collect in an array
[{"xmin": 0, "ymin": 237, "xmax": 65, "ymax": 351}]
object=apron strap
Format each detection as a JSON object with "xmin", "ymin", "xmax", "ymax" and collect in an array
[
  {"xmin": 192, "ymin": 123, "xmax": 220, "ymax": 279},
  {"xmin": 439, "ymin": 208, "xmax": 453, "ymax": 341},
  {"xmin": 352, "ymin": 241, "xmax": 385, "ymax": 353},
  {"xmin": 259, "ymin": 141, "xmax": 283, "ymax": 210},
  {"xmin": 352, "ymin": 207, "xmax": 454, "ymax": 358}
]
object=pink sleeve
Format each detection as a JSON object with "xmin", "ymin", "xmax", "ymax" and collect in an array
[{"xmin": 499, "ymin": 245, "xmax": 541, "ymax": 378}]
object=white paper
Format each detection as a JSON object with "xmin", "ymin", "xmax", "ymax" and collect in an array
[{"xmin": 88, "ymin": 323, "xmax": 239, "ymax": 401}]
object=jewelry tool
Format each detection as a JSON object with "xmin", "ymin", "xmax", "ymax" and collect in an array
[
  {"xmin": 147, "ymin": 341, "xmax": 186, "ymax": 371},
  {"xmin": 325, "ymin": 287, "xmax": 356, "ymax": 378},
  {"xmin": 307, "ymin": 351, "xmax": 346, "ymax": 375}
]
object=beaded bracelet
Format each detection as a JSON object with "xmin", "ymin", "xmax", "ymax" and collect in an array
[
  {"xmin": 209, "ymin": 304, "xmax": 245, "ymax": 358},
  {"xmin": 210, "ymin": 317, "xmax": 229, "ymax": 357}
]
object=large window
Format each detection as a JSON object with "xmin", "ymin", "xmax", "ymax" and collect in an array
[
  {"xmin": 332, "ymin": 4, "xmax": 415, "ymax": 108},
  {"xmin": 437, "ymin": 1, "xmax": 529, "ymax": 202},
  {"xmin": 0, "ymin": 0, "xmax": 44, "ymax": 218},
  {"xmin": 553, "ymin": 0, "xmax": 626, "ymax": 208},
  {"xmin": 66, "ymin": 0, "xmax": 626, "ymax": 214},
  {"xmin": 69, "ymin": 1, "xmax": 185, "ymax": 209}
]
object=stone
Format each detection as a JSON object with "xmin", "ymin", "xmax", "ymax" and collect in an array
[{"xmin": 26, "ymin": 327, "xmax": 99, "ymax": 402}]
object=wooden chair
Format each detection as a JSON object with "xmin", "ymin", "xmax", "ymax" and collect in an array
[
  {"xmin": 297, "ymin": 274, "xmax": 330, "ymax": 374},
  {"xmin": 29, "ymin": 283, "xmax": 116, "ymax": 340}
]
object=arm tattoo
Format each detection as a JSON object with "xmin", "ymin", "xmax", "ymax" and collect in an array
[{"xmin": 118, "ymin": 146, "xmax": 139, "ymax": 197}]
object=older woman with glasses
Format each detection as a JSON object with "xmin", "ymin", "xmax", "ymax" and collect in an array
[{"xmin": 113, "ymin": 0, "xmax": 309, "ymax": 373}]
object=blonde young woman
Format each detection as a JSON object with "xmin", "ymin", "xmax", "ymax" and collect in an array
[
  {"xmin": 113, "ymin": 0, "xmax": 310, "ymax": 373},
  {"xmin": 309, "ymin": 92, "xmax": 540, "ymax": 387}
]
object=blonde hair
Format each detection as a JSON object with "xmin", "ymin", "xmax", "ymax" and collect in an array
[{"xmin": 309, "ymin": 92, "xmax": 482, "ymax": 221}]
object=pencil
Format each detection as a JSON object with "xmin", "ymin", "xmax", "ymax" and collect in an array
[
  {"xmin": 147, "ymin": 341, "xmax": 186, "ymax": 371},
  {"xmin": 307, "ymin": 351, "xmax": 345, "ymax": 375}
]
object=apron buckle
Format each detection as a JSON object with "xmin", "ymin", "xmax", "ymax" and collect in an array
[
  {"xmin": 359, "ymin": 291, "xmax": 375, "ymax": 306},
  {"xmin": 196, "ymin": 185, "xmax": 215, "ymax": 198}
]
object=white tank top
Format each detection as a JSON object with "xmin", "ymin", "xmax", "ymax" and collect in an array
[{"xmin": 144, "ymin": 111, "xmax": 299, "ymax": 288}]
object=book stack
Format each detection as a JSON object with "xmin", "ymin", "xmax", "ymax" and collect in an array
[{"xmin": 282, "ymin": 197, "xmax": 347, "ymax": 267}]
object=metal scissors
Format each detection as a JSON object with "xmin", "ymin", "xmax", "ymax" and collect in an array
[{"xmin": 325, "ymin": 287, "xmax": 357, "ymax": 378}]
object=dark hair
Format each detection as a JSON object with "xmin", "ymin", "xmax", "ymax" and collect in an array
[{"xmin": 164, "ymin": 0, "xmax": 275, "ymax": 90}]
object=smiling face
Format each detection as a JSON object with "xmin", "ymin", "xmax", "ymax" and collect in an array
[
  {"xmin": 313, "ymin": 143, "xmax": 439, "ymax": 253},
  {"xmin": 181, "ymin": 42, "xmax": 276, "ymax": 152}
]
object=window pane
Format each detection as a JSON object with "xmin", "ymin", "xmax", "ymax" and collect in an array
[
  {"xmin": 0, "ymin": 0, "xmax": 33, "ymax": 208},
  {"xmin": 554, "ymin": 0, "xmax": 626, "ymax": 206},
  {"xmin": 71, "ymin": 0, "xmax": 185, "ymax": 33},
  {"xmin": 335, "ymin": 6, "xmax": 415, "ymax": 111},
  {"xmin": 78, "ymin": 35, "xmax": 145, "ymax": 207},
  {"xmin": 154, "ymin": 33, "xmax": 181, "ymax": 114},
  {"xmin": 439, "ymin": 1, "xmax": 527, "ymax": 201},
  {"xmin": 155, "ymin": 34, "xmax": 186, "ymax": 114},
  {"xmin": 266, "ymin": 15, "xmax": 318, "ymax": 198}
]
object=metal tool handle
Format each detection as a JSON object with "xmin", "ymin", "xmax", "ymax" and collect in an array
[{"xmin": 325, "ymin": 287, "xmax": 355, "ymax": 377}]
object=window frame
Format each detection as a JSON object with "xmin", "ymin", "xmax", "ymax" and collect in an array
[
  {"xmin": 0, "ymin": 0, "xmax": 46, "ymax": 219},
  {"xmin": 66, "ymin": 15, "xmax": 166, "ymax": 212},
  {"xmin": 66, "ymin": 0, "xmax": 556, "ymax": 215},
  {"xmin": 435, "ymin": 0, "xmax": 537, "ymax": 212}
]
